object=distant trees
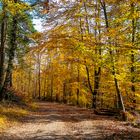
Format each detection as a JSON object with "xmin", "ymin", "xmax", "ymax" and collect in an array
[{"xmin": 23, "ymin": 0, "xmax": 140, "ymax": 110}]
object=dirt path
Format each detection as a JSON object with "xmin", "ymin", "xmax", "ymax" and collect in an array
[{"xmin": 0, "ymin": 102, "xmax": 140, "ymax": 140}]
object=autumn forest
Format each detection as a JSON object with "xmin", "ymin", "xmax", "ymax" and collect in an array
[{"xmin": 0, "ymin": 0, "xmax": 140, "ymax": 139}]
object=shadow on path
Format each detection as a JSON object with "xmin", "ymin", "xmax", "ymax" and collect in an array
[{"xmin": 0, "ymin": 102, "xmax": 140, "ymax": 140}]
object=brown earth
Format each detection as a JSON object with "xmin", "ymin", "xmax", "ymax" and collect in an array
[{"xmin": 0, "ymin": 102, "xmax": 140, "ymax": 140}]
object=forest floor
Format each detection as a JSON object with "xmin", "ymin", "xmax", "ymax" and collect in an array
[{"xmin": 0, "ymin": 102, "xmax": 140, "ymax": 140}]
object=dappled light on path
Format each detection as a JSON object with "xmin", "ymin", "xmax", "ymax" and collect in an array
[{"xmin": 0, "ymin": 102, "xmax": 140, "ymax": 140}]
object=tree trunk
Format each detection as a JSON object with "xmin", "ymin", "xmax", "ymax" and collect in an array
[
  {"xmin": 63, "ymin": 82, "xmax": 66, "ymax": 103},
  {"xmin": 1, "ymin": 4, "xmax": 18, "ymax": 99},
  {"xmin": 84, "ymin": 1, "xmax": 102, "ymax": 109},
  {"xmin": 37, "ymin": 53, "xmax": 41, "ymax": 100},
  {"xmin": 50, "ymin": 68, "xmax": 53, "ymax": 102},
  {"xmin": 93, "ymin": 69, "xmax": 101, "ymax": 109},
  {"xmin": 0, "ymin": 3, "xmax": 7, "ymax": 97},
  {"xmin": 76, "ymin": 67, "xmax": 80, "ymax": 106},
  {"xmin": 131, "ymin": 2, "xmax": 136, "ymax": 108},
  {"xmin": 92, "ymin": 0, "xmax": 102, "ymax": 109},
  {"xmin": 43, "ymin": 76, "xmax": 47, "ymax": 99},
  {"xmin": 101, "ymin": 0, "xmax": 125, "ymax": 114}
]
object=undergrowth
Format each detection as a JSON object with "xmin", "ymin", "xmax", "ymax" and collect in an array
[{"xmin": 0, "ymin": 89, "xmax": 38, "ymax": 131}]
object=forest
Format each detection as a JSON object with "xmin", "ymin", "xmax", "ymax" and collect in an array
[{"xmin": 0, "ymin": 0, "xmax": 140, "ymax": 139}]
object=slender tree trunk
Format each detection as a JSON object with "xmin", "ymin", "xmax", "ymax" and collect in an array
[
  {"xmin": 28, "ymin": 60, "xmax": 31, "ymax": 97},
  {"xmin": 43, "ymin": 59, "xmax": 47, "ymax": 99},
  {"xmin": 131, "ymin": 2, "xmax": 136, "ymax": 108},
  {"xmin": 37, "ymin": 53, "xmax": 41, "ymax": 100},
  {"xmin": 63, "ymin": 82, "xmax": 66, "ymax": 103},
  {"xmin": 76, "ymin": 67, "xmax": 80, "ymax": 106},
  {"xmin": 85, "ymin": 65, "xmax": 93, "ymax": 95},
  {"xmin": 86, "ymin": 65, "xmax": 101, "ymax": 109},
  {"xmin": 50, "ymin": 67, "xmax": 53, "ymax": 102},
  {"xmin": 34, "ymin": 67, "xmax": 38, "ymax": 98},
  {"xmin": 43, "ymin": 76, "xmax": 47, "ymax": 99},
  {"xmin": 93, "ymin": 69, "xmax": 101, "ymax": 108},
  {"xmin": 101, "ymin": 0, "xmax": 125, "ymax": 113}
]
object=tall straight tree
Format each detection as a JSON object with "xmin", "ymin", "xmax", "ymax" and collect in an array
[
  {"xmin": 100, "ymin": 0, "xmax": 125, "ymax": 113},
  {"xmin": 92, "ymin": 0, "xmax": 102, "ymax": 109},
  {"xmin": 130, "ymin": 2, "xmax": 137, "ymax": 108},
  {"xmin": 0, "ymin": 1, "xmax": 8, "ymax": 93},
  {"xmin": 1, "ymin": 0, "xmax": 18, "ymax": 98}
]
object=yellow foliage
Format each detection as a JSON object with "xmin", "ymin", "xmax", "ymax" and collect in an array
[{"xmin": 0, "ymin": 116, "xmax": 7, "ymax": 130}]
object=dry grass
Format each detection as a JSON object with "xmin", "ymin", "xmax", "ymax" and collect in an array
[{"xmin": 0, "ymin": 101, "xmax": 37, "ymax": 131}]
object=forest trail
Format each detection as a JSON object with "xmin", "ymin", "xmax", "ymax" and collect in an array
[{"xmin": 0, "ymin": 102, "xmax": 140, "ymax": 140}]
